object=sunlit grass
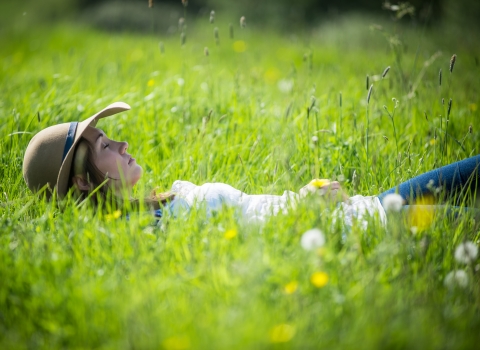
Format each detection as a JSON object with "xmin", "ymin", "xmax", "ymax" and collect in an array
[{"xmin": 1, "ymin": 13, "xmax": 480, "ymax": 349}]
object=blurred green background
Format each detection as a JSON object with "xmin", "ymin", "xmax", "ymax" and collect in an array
[{"xmin": 1, "ymin": 0, "xmax": 480, "ymax": 34}]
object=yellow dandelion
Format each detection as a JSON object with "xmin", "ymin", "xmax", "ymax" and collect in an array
[
  {"xmin": 162, "ymin": 336, "xmax": 190, "ymax": 350},
  {"xmin": 316, "ymin": 247, "xmax": 327, "ymax": 257},
  {"xmin": 429, "ymin": 139, "xmax": 436, "ymax": 146},
  {"xmin": 269, "ymin": 324, "xmax": 296, "ymax": 343},
  {"xmin": 105, "ymin": 210, "xmax": 122, "ymax": 221},
  {"xmin": 284, "ymin": 281, "xmax": 298, "ymax": 294},
  {"xmin": 224, "ymin": 228, "xmax": 238, "ymax": 239},
  {"xmin": 264, "ymin": 67, "xmax": 280, "ymax": 83},
  {"xmin": 310, "ymin": 271, "xmax": 329, "ymax": 288},
  {"xmin": 408, "ymin": 195, "xmax": 435, "ymax": 232},
  {"xmin": 309, "ymin": 179, "xmax": 331, "ymax": 188},
  {"xmin": 147, "ymin": 79, "xmax": 155, "ymax": 87},
  {"xmin": 233, "ymin": 40, "xmax": 246, "ymax": 53}
]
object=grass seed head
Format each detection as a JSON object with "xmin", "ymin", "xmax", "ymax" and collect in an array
[
  {"xmin": 148, "ymin": 0, "xmax": 153, "ymax": 8},
  {"xmin": 439, "ymin": 68, "xmax": 442, "ymax": 86},
  {"xmin": 382, "ymin": 66, "xmax": 391, "ymax": 78},
  {"xmin": 447, "ymin": 98, "xmax": 452, "ymax": 117},
  {"xmin": 210, "ymin": 10, "xmax": 215, "ymax": 23},
  {"xmin": 214, "ymin": 27, "xmax": 219, "ymax": 45},
  {"xmin": 366, "ymin": 75, "xmax": 369, "ymax": 90},
  {"xmin": 469, "ymin": 124, "xmax": 473, "ymax": 133},
  {"xmin": 240, "ymin": 16, "xmax": 246, "ymax": 28},
  {"xmin": 367, "ymin": 84, "xmax": 373, "ymax": 104},
  {"xmin": 449, "ymin": 54, "xmax": 456, "ymax": 73}
]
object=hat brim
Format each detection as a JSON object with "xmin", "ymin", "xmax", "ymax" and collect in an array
[{"xmin": 56, "ymin": 102, "xmax": 131, "ymax": 198}]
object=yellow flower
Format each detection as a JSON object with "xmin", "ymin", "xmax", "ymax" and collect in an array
[
  {"xmin": 316, "ymin": 247, "xmax": 327, "ymax": 257},
  {"xmin": 309, "ymin": 179, "xmax": 330, "ymax": 188},
  {"xmin": 147, "ymin": 79, "xmax": 155, "ymax": 87},
  {"xmin": 269, "ymin": 324, "xmax": 296, "ymax": 343},
  {"xmin": 408, "ymin": 195, "xmax": 435, "ymax": 232},
  {"xmin": 310, "ymin": 271, "xmax": 329, "ymax": 288},
  {"xmin": 224, "ymin": 228, "xmax": 238, "ymax": 239},
  {"xmin": 162, "ymin": 336, "xmax": 190, "ymax": 350},
  {"xmin": 264, "ymin": 67, "xmax": 280, "ymax": 83},
  {"xmin": 233, "ymin": 40, "xmax": 246, "ymax": 52},
  {"xmin": 284, "ymin": 281, "xmax": 298, "ymax": 294},
  {"xmin": 429, "ymin": 139, "xmax": 436, "ymax": 146},
  {"xmin": 105, "ymin": 210, "xmax": 122, "ymax": 221},
  {"xmin": 469, "ymin": 103, "xmax": 478, "ymax": 112}
]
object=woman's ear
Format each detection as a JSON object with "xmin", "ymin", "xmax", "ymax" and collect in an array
[{"xmin": 72, "ymin": 175, "xmax": 91, "ymax": 191}]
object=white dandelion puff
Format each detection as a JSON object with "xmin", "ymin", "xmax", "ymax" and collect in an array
[
  {"xmin": 444, "ymin": 269, "xmax": 468, "ymax": 289},
  {"xmin": 382, "ymin": 193, "xmax": 404, "ymax": 212},
  {"xmin": 300, "ymin": 228, "xmax": 325, "ymax": 251},
  {"xmin": 454, "ymin": 241, "xmax": 478, "ymax": 264}
]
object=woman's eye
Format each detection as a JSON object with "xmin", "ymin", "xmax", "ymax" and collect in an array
[{"xmin": 103, "ymin": 143, "xmax": 110, "ymax": 149}]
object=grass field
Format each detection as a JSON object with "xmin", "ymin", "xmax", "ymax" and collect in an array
[{"xmin": 1, "ymin": 9, "xmax": 480, "ymax": 349}]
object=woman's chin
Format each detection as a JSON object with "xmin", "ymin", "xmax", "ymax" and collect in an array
[{"xmin": 129, "ymin": 164, "xmax": 143, "ymax": 186}]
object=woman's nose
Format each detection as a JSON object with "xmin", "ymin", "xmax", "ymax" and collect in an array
[{"xmin": 119, "ymin": 141, "xmax": 128, "ymax": 154}]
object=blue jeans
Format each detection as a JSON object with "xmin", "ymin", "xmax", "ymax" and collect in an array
[{"xmin": 378, "ymin": 155, "xmax": 480, "ymax": 210}]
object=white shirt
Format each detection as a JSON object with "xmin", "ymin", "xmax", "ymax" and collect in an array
[{"xmin": 167, "ymin": 180, "xmax": 387, "ymax": 228}]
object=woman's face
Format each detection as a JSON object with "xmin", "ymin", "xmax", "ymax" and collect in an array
[{"xmin": 81, "ymin": 126, "xmax": 143, "ymax": 191}]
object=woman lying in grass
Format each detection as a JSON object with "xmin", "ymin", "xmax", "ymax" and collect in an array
[{"xmin": 23, "ymin": 102, "xmax": 480, "ymax": 227}]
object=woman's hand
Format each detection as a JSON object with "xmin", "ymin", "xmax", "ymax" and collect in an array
[{"xmin": 299, "ymin": 179, "xmax": 349, "ymax": 202}]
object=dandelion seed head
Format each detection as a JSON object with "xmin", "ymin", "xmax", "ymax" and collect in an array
[
  {"xmin": 382, "ymin": 193, "xmax": 403, "ymax": 212},
  {"xmin": 444, "ymin": 269, "xmax": 468, "ymax": 289},
  {"xmin": 454, "ymin": 241, "xmax": 478, "ymax": 264},
  {"xmin": 240, "ymin": 16, "xmax": 246, "ymax": 28},
  {"xmin": 300, "ymin": 228, "xmax": 325, "ymax": 251}
]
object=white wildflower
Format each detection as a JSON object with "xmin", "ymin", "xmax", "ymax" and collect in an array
[
  {"xmin": 410, "ymin": 226, "xmax": 418, "ymax": 235},
  {"xmin": 277, "ymin": 79, "xmax": 294, "ymax": 93},
  {"xmin": 382, "ymin": 193, "xmax": 404, "ymax": 212},
  {"xmin": 444, "ymin": 269, "xmax": 469, "ymax": 289},
  {"xmin": 300, "ymin": 228, "xmax": 325, "ymax": 251},
  {"xmin": 454, "ymin": 241, "xmax": 478, "ymax": 264}
]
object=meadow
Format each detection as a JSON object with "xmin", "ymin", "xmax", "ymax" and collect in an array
[{"xmin": 1, "ymin": 8, "xmax": 480, "ymax": 349}]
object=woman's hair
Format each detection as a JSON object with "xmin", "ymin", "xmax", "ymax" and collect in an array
[{"xmin": 69, "ymin": 137, "xmax": 174, "ymax": 210}]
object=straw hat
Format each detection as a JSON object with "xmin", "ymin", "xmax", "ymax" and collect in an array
[{"xmin": 23, "ymin": 102, "xmax": 131, "ymax": 199}]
